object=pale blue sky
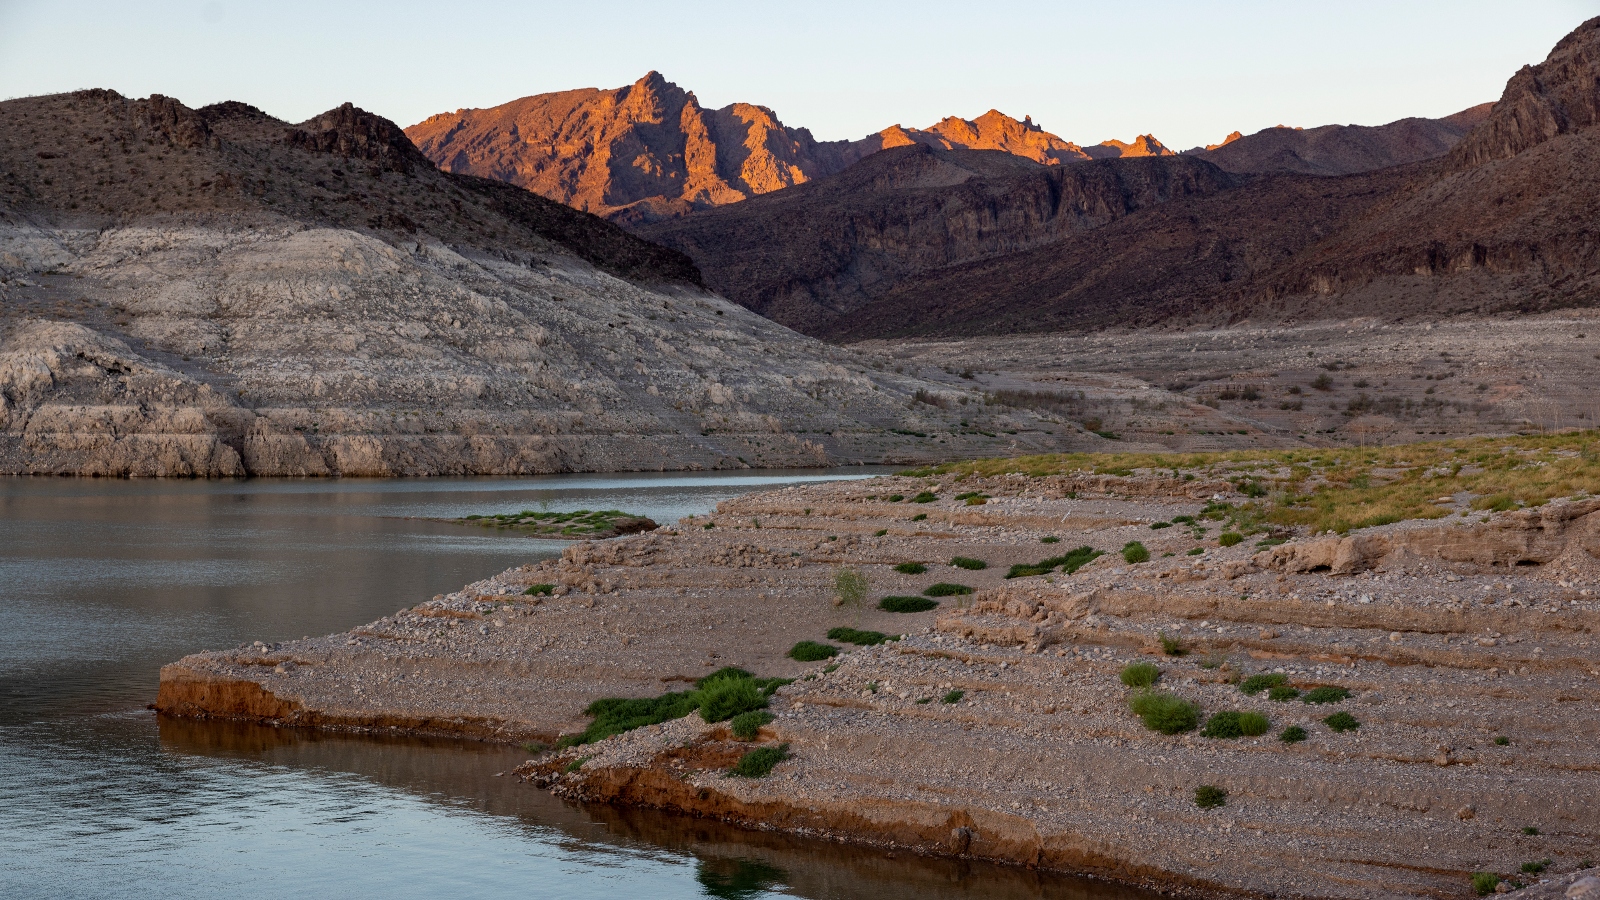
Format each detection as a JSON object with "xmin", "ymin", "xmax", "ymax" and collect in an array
[{"xmin": 0, "ymin": 1, "xmax": 1594, "ymax": 150}]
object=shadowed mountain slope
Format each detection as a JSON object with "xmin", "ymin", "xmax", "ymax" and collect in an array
[{"xmin": 1190, "ymin": 104, "xmax": 1493, "ymax": 176}]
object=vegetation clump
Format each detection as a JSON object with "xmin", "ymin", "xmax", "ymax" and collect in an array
[
  {"xmin": 1202, "ymin": 710, "xmax": 1271, "ymax": 739},
  {"xmin": 924, "ymin": 582, "xmax": 974, "ymax": 597},
  {"xmin": 1323, "ymin": 711, "xmax": 1360, "ymax": 733},
  {"xmin": 730, "ymin": 710, "xmax": 774, "ymax": 740},
  {"xmin": 949, "ymin": 556, "xmax": 988, "ymax": 570},
  {"xmin": 788, "ymin": 641, "xmax": 839, "ymax": 662},
  {"xmin": 1129, "ymin": 692, "xmax": 1201, "ymax": 734},
  {"xmin": 827, "ymin": 627, "xmax": 888, "ymax": 646},
  {"xmin": 1195, "ymin": 785, "xmax": 1228, "ymax": 809},
  {"xmin": 941, "ymin": 690, "xmax": 965, "ymax": 704},
  {"xmin": 1040, "ymin": 536, "xmax": 1061, "ymax": 544},
  {"xmin": 1218, "ymin": 532, "xmax": 1244, "ymax": 547},
  {"xmin": 894, "ymin": 562, "xmax": 927, "ymax": 575},
  {"xmin": 1471, "ymin": 872, "xmax": 1501, "ymax": 896},
  {"xmin": 454, "ymin": 508, "xmax": 656, "ymax": 538},
  {"xmin": 1119, "ymin": 663, "xmax": 1161, "ymax": 688},
  {"xmin": 1006, "ymin": 545, "xmax": 1103, "ymax": 578},
  {"xmin": 1240, "ymin": 673, "xmax": 1287, "ymax": 695},
  {"xmin": 730, "ymin": 744, "xmax": 790, "ymax": 778},
  {"xmin": 1302, "ymin": 686, "xmax": 1352, "ymax": 704},
  {"xmin": 1268, "ymin": 685, "xmax": 1301, "ymax": 702},
  {"xmin": 1278, "ymin": 725, "xmax": 1308, "ymax": 743},
  {"xmin": 910, "ymin": 491, "xmax": 938, "ymax": 503},
  {"xmin": 563, "ymin": 668, "xmax": 788, "ymax": 747},
  {"xmin": 1158, "ymin": 632, "xmax": 1188, "ymax": 656},
  {"xmin": 523, "ymin": 583, "xmax": 556, "ymax": 596},
  {"xmin": 878, "ymin": 595, "xmax": 938, "ymax": 613},
  {"xmin": 1121, "ymin": 541, "xmax": 1150, "ymax": 563}
]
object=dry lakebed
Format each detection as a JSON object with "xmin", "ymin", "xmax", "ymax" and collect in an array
[{"xmin": 158, "ymin": 437, "xmax": 1600, "ymax": 899}]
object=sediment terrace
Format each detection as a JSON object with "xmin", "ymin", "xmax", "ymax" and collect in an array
[{"xmin": 160, "ymin": 451, "xmax": 1600, "ymax": 899}]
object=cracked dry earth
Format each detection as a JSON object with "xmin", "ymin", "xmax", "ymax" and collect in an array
[{"xmin": 159, "ymin": 474, "xmax": 1600, "ymax": 899}]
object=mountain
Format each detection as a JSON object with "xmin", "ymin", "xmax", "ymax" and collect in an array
[
  {"xmin": 1187, "ymin": 105, "xmax": 1493, "ymax": 176},
  {"xmin": 640, "ymin": 16, "xmax": 1600, "ymax": 340},
  {"xmin": 404, "ymin": 74, "xmax": 1175, "ymax": 223},
  {"xmin": 0, "ymin": 90, "xmax": 1068, "ymax": 475}
]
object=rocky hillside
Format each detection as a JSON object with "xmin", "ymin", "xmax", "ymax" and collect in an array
[
  {"xmin": 1190, "ymin": 104, "xmax": 1492, "ymax": 176},
  {"xmin": 642, "ymin": 17, "xmax": 1600, "ymax": 339},
  {"xmin": 405, "ymin": 73, "xmax": 1177, "ymax": 224},
  {"xmin": 0, "ymin": 90, "xmax": 1080, "ymax": 476}
]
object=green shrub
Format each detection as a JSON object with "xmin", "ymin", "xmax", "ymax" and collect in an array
[
  {"xmin": 1278, "ymin": 725, "xmax": 1308, "ymax": 743},
  {"xmin": 911, "ymin": 513, "xmax": 928, "ymax": 521},
  {"xmin": 564, "ymin": 755, "xmax": 591, "ymax": 773},
  {"xmin": 1158, "ymin": 632, "xmax": 1188, "ymax": 656},
  {"xmin": 1520, "ymin": 859, "xmax": 1550, "ymax": 875},
  {"xmin": 730, "ymin": 710, "xmax": 774, "ymax": 740},
  {"xmin": 1006, "ymin": 546, "xmax": 1103, "ymax": 579},
  {"xmin": 1494, "ymin": 736, "xmax": 1510, "ymax": 746},
  {"xmin": 1119, "ymin": 662, "xmax": 1161, "ymax": 688},
  {"xmin": 924, "ymin": 582, "xmax": 973, "ymax": 597},
  {"xmin": 1471, "ymin": 872, "xmax": 1500, "ymax": 896},
  {"xmin": 1202, "ymin": 710, "xmax": 1248, "ymax": 738},
  {"xmin": 1240, "ymin": 673, "xmax": 1286, "ymax": 695},
  {"xmin": 788, "ymin": 641, "xmax": 839, "ymax": 662},
  {"xmin": 566, "ymin": 669, "xmax": 789, "ymax": 747},
  {"xmin": 873, "ymin": 529, "xmax": 888, "ymax": 536},
  {"xmin": 888, "ymin": 494, "xmax": 905, "ymax": 502},
  {"xmin": 1005, "ymin": 564, "xmax": 1052, "ymax": 578},
  {"xmin": 1129, "ymin": 692, "xmax": 1200, "ymax": 734},
  {"xmin": 910, "ymin": 491, "xmax": 937, "ymax": 503},
  {"xmin": 1238, "ymin": 711, "xmax": 1270, "ymax": 736},
  {"xmin": 827, "ymin": 627, "xmax": 887, "ymax": 646},
  {"xmin": 523, "ymin": 583, "xmax": 556, "ymax": 596},
  {"xmin": 731, "ymin": 743, "xmax": 789, "ymax": 778},
  {"xmin": 1187, "ymin": 547, "xmax": 1205, "ymax": 556},
  {"xmin": 1323, "ymin": 711, "xmax": 1360, "ymax": 732},
  {"xmin": 698, "ymin": 675, "xmax": 767, "ymax": 723},
  {"xmin": 1195, "ymin": 785, "xmax": 1228, "ymax": 809},
  {"xmin": 1150, "ymin": 522, "xmax": 1172, "ymax": 529},
  {"xmin": 941, "ymin": 690, "xmax": 965, "ymax": 704},
  {"xmin": 1171, "ymin": 515, "xmax": 1195, "ymax": 524},
  {"xmin": 834, "ymin": 567, "xmax": 868, "ymax": 611},
  {"xmin": 950, "ymin": 556, "xmax": 987, "ymax": 570},
  {"xmin": 1122, "ymin": 541, "xmax": 1150, "ymax": 564},
  {"xmin": 1268, "ymin": 685, "xmax": 1301, "ymax": 702},
  {"xmin": 894, "ymin": 562, "xmax": 927, "ymax": 574},
  {"xmin": 879, "ymin": 595, "xmax": 938, "ymax": 613},
  {"xmin": 1302, "ymin": 686, "xmax": 1351, "ymax": 704},
  {"xmin": 1522, "ymin": 826, "xmax": 1539, "ymax": 836},
  {"xmin": 1218, "ymin": 532, "xmax": 1244, "ymax": 547},
  {"xmin": 1040, "ymin": 536, "xmax": 1061, "ymax": 544}
]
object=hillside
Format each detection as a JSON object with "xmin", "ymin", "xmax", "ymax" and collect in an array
[
  {"xmin": 404, "ymin": 73, "xmax": 1178, "ymax": 224},
  {"xmin": 1189, "ymin": 104, "xmax": 1492, "ymax": 176},
  {"xmin": 0, "ymin": 90, "xmax": 1079, "ymax": 476}
]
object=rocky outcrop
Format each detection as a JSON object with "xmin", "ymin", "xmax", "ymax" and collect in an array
[
  {"xmin": 285, "ymin": 102, "xmax": 436, "ymax": 174},
  {"xmin": 1449, "ymin": 17, "xmax": 1600, "ymax": 170}
]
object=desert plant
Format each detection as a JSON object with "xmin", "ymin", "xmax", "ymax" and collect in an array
[
  {"xmin": 894, "ymin": 562, "xmax": 927, "ymax": 574},
  {"xmin": 1278, "ymin": 725, "xmax": 1307, "ymax": 743},
  {"xmin": 564, "ymin": 755, "xmax": 591, "ymax": 773},
  {"xmin": 1218, "ymin": 532, "xmax": 1244, "ymax": 547},
  {"xmin": 941, "ymin": 690, "xmax": 965, "ymax": 704},
  {"xmin": 950, "ymin": 556, "xmax": 988, "ymax": 570},
  {"xmin": 788, "ymin": 641, "xmax": 838, "ymax": 662},
  {"xmin": 910, "ymin": 491, "xmax": 937, "ymax": 503},
  {"xmin": 1268, "ymin": 685, "xmax": 1301, "ymax": 702},
  {"xmin": 879, "ymin": 595, "xmax": 938, "ymax": 613},
  {"xmin": 730, "ymin": 743, "xmax": 789, "ymax": 778},
  {"xmin": 524, "ymin": 583, "xmax": 556, "ymax": 596},
  {"xmin": 1150, "ymin": 521, "xmax": 1172, "ymax": 529},
  {"xmin": 1195, "ymin": 785, "xmax": 1228, "ymax": 809},
  {"xmin": 911, "ymin": 513, "xmax": 928, "ymax": 521},
  {"xmin": 834, "ymin": 567, "xmax": 869, "ymax": 621},
  {"xmin": 1122, "ymin": 541, "xmax": 1150, "ymax": 563},
  {"xmin": 1129, "ymin": 692, "xmax": 1200, "ymax": 734},
  {"xmin": 1302, "ymin": 686, "xmax": 1352, "ymax": 704},
  {"xmin": 1238, "ymin": 711, "xmax": 1271, "ymax": 736},
  {"xmin": 1522, "ymin": 826, "xmax": 1540, "ymax": 835},
  {"xmin": 1120, "ymin": 662, "xmax": 1161, "ymax": 688},
  {"xmin": 1471, "ymin": 873, "xmax": 1500, "ymax": 896},
  {"xmin": 1494, "ymin": 736, "xmax": 1511, "ymax": 746},
  {"xmin": 1240, "ymin": 673, "xmax": 1287, "ymax": 695},
  {"xmin": 1202, "ymin": 710, "xmax": 1249, "ymax": 739},
  {"xmin": 698, "ymin": 674, "xmax": 768, "ymax": 723},
  {"xmin": 827, "ymin": 627, "xmax": 887, "ymax": 646},
  {"xmin": 1323, "ymin": 711, "xmax": 1360, "ymax": 733},
  {"xmin": 1040, "ymin": 536, "xmax": 1061, "ymax": 544},
  {"xmin": 1158, "ymin": 632, "xmax": 1188, "ymax": 656},
  {"xmin": 924, "ymin": 583, "xmax": 973, "ymax": 597},
  {"xmin": 1520, "ymin": 859, "xmax": 1550, "ymax": 875},
  {"xmin": 730, "ymin": 710, "xmax": 774, "ymax": 740}
]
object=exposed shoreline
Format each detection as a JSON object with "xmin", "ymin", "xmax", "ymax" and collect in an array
[{"xmin": 158, "ymin": 464, "xmax": 1600, "ymax": 898}]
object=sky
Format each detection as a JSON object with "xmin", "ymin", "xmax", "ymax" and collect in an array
[{"xmin": 0, "ymin": 0, "xmax": 1595, "ymax": 150}]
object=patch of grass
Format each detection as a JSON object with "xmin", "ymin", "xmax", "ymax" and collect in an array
[
  {"xmin": 1202, "ymin": 710, "xmax": 1269, "ymax": 738},
  {"xmin": 1122, "ymin": 541, "xmax": 1150, "ymax": 564},
  {"xmin": 879, "ymin": 595, "xmax": 938, "ymax": 613},
  {"xmin": 1006, "ymin": 545, "xmax": 1103, "ymax": 579},
  {"xmin": 941, "ymin": 690, "xmax": 965, "ymax": 704},
  {"xmin": 698, "ymin": 675, "xmax": 767, "ymax": 723},
  {"xmin": 950, "ymin": 556, "xmax": 988, "ymax": 570},
  {"xmin": 1218, "ymin": 532, "xmax": 1244, "ymax": 547},
  {"xmin": 1494, "ymin": 736, "xmax": 1511, "ymax": 746},
  {"xmin": 730, "ymin": 743, "xmax": 789, "ymax": 778},
  {"xmin": 1240, "ymin": 673, "xmax": 1287, "ymax": 695},
  {"xmin": 1195, "ymin": 785, "xmax": 1228, "ymax": 809},
  {"xmin": 1471, "ymin": 872, "xmax": 1500, "ymax": 896},
  {"xmin": 1187, "ymin": 547, "xmax": 1205, "ymax": 556},
  {"xmin": 888, "ymin": 494, "xmax": 905, "ymax": 502},
  {"xmin": 1323, "ymin": 711, "xmax": 1360, "ymax": 733},
  {"xmin": 924, "ymin": 582, "xmax": 973, "ymax": 597},
  {"xmin": 1522, "ymin": 826, "xmax": 1540, "ymax": 836},
  {"xmin": 1119, "ymin": 662, "xmax": 1161, "ymax": 688},
  {"xmin": 564, "ymin": 755, "xmax": 591, "ymax": 773},
  {"xmin": 1302, "ymin": 686, "xmax": 1352, "ymax": 704},
  {"xmin": 1279, "ymin": 725, "xmax": 1308, "ymax": 743},
  {"xmin": 894, "ymin": 562, "xmax": 927, "ymax": 574},
  {"xmin": 1158, "ymin": 632, "xmax": 1188, "ymax": 657},
  {"xmin": 873, "ymin": 529, "xmax": 888, "ymax": 536},
  {"xmin": 1150, "ymin": 521, "xmax": 1172, "ymax": 529},
  {"xmin": 910, "ymin": 491, "xmax": 937, "ymax": 503},
  {"xmin": 911, "ymin": 513, "xmax": 928, "ymax": 521},
  {"xmin": 788, "ymin": 641, "xmax": 839, "ymax": 662},
  {"xmin": 1129, "ymin": 692, "xmax": 1201, "ymax": 734},
  {"xmin": 560, "ymin": 668, "xmax": 791, "ymax": 748},
  {"xmin": 1268, "ymin": 685, "xmax": 1301, "ymax": 702},
  {"xmin": 1520, "ymin": 859, "xmax": 1550, "ymax": 875},
  {"xmin": 730, "ymin": 710, "xmax": 774, "ymax": 740},
  {"xmin": 827, "ymin": 627, "xmax": 888, "ymax": 646},
  {"xmin": 523, "ymin": 583, "xmax": 556, "ymax": 596},
  {"xmin": 1040, "ymin": 536, "xmax": 1061, "ymax": 544}
]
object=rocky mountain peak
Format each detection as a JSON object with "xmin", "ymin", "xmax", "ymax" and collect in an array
[
  {"xmin": 1448, "ymin": 15, "xmax": 1600, "ymax": 170},
  {"xmin": 285, "ymin": 103, "xmax": 435, "ymax": 174}
]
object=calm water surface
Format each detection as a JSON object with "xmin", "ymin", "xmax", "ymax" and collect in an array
[{"xmin": 0, "ymin": 472, "xmax": 1152, "ymax": 900}]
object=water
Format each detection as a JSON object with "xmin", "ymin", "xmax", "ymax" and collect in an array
[{"xmin": 0, "ymin": 472, "xmax": 1152, "ymax": 900}]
